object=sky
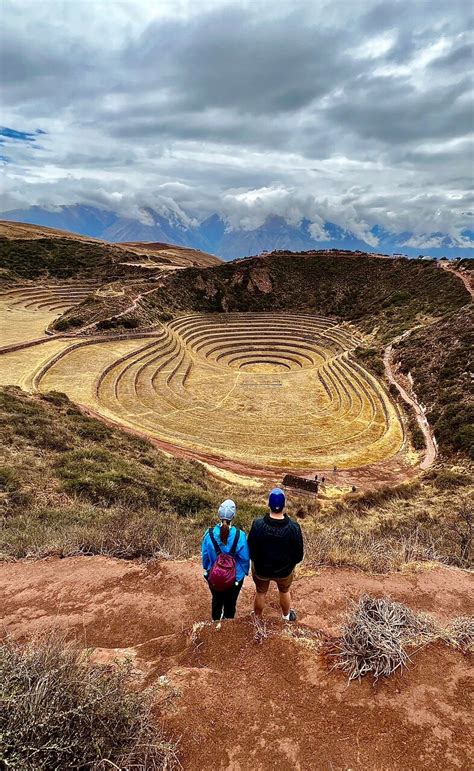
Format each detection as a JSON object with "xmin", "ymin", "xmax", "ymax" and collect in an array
[{"xmin": 0, "ymin": 0, "xmax": 473, "ymax": 246}]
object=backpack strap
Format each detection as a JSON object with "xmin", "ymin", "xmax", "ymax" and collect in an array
[
  {"xmin": 229, "ymin": 528, "xmax": 241, "ymax": 556},
  {"xmin": 208, "ymin": 527, "xmax": 221, "ymax": 555}
]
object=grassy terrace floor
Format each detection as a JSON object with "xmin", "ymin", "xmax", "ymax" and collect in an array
[{"xmin": 31, "ymin": 312, "xmax": 404, "ymax": 473}]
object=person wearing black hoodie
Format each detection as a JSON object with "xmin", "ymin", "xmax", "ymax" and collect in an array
[{"xmin": 247, "ymin": 487, "xmax": 304, "ymax": 622}]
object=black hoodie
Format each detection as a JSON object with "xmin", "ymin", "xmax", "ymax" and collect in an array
[{"xmin": 247, "ymin": 513, "xmax": 304, "ymax": 578}]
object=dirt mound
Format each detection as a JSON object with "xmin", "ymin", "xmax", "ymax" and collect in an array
[{"xmin": 1, "ymin": 558, "xmax": 472, "ymax": 769}]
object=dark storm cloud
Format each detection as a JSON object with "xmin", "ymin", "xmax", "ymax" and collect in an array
[
  {"xmin": 327, "ymin": 75, "xmax": 473, "ymax": 144},
  {"xmin": 0, "ymin": 0, "xmax": 472, "ymax": 247},
  {"xmin": 128, "ymin": 6, "xmax": 350, "ymax": 116}
]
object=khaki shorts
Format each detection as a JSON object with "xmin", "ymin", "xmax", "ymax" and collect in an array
[{"xmin": 252, "ymin": 567, "xmax": 294, "ymax": 594}]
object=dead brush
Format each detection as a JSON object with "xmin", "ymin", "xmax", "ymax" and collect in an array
[
  {"xmin": 0, "ymin": 631, "xmax": 180, "ymax": 770},
  {"xmin": 282, "ymin": 625, "xmax": 324, "ymax": 652},
  {"xmin": 325, "ymin": 595, "xmax": 437, "ymax": 682},
  {"xmin": 251, "ymin": 613, "xmax": 269, "ymax": 644},
  {"xmin": 189, "ymin": 621, "xmax": 211, "ymax": 647},
  {"xmin": 444, "ymin": 616, "xmax": 474, "ymax": 653}
]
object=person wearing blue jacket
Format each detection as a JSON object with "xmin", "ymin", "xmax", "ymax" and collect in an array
[{"xmin": 201, "ymin": 499, "xmax": 250, "ymax": 621}]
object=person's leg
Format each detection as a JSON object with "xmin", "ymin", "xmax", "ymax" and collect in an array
[
  {"xmin": 279, "ymin": 589, "xmax": 291, "ymax": 617},
  {"xmin": 276, "ymin": 572, "xmax": 295, "ymax": 619},
  {"xmin": 252, "ymin": 572, "xmax": 269, "ymax": 617},
  {"xmin": 254, "ymin": 589, "xmax": 267, "ymax": 617},
  {"xmin": 211, "ymin": 590, "xmax": 224, "ymax": 621},
  {"xmin": 223, "ymin": 581, "xmax": 243, "ymax": 619}
]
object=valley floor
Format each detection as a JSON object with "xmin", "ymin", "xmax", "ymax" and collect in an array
[{"xmin": 1, "ymin": 557, "xmax": 472, "ymax": 770}]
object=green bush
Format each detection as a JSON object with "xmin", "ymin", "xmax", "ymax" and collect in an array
[
  {"xmin": 55, "ymin": 448, "xmax": 158, "ymax": 507},
  {"xmin": 0, "ymin": 465, "xmax": 21, "ymax": 492},
  {"xmin": 167, "ymin": 484, "xmax": 214, "ymax": 516},
  {"xmin": 453, "ymin": 425, "xmax": 474, "ymax": 458},
  {"xmin": 54, "ymin": 316, "xmax": 84, "ymax": 331}
]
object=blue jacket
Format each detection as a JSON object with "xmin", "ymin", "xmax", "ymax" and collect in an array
[{"xmin": 201, "ymin": 525, "xmax": 250, "ymax": 583}]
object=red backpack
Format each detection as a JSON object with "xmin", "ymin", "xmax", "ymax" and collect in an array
[{"xmin": 207, "ymin": 527, "xmax": 241, "ymax": 592}]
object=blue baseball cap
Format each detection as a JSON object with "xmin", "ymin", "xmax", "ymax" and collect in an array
[
  {"xmin": 269, "ymin": 487, "xmax": 286, "ymax": 512},
  {"xmin": 218, "ymin": 499, "xmax": 236, "ymax": 520}
]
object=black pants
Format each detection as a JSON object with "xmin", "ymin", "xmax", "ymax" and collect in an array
[{"xmin": 209, "ymin": 580, "xmax": 244, "ymax": 621}]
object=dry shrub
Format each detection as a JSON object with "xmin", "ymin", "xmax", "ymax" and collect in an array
[
  {"xmin": 303, "ymin": 525, "xmax": 444, "ymax": 573},
  {"xmin": 0, "ymin": 632, "xmax": 179, "ymax": 770},
  {"xmin": 251, "ymin": 614, "xmax": 269, "ymax": 643},
  {"xmin": 326, "ymin": 595, "xmax": 437, "ymax": 681},
  {"xmin": 445, "ymin": 616, "xmax": 474, "ymax": 653}
]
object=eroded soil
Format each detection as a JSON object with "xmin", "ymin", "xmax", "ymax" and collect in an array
[{"xmin": 1, "ymin": 558, "xmax": 472, "ymax": 770}]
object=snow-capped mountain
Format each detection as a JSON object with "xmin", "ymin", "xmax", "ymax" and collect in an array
[{"xmin": 1, "ymin": 204, "xmax": 472, "ymax": 260}]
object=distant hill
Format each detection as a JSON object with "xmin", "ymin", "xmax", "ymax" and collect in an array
[
  {"xmin": 0, "ymin": 219, "xmax": 105, "ymax": 242},
  {"xmin": 0, "ymin": 221, "xmax": 221, "ymax": 281},
  {"xmin": 52, "ymin": 248, "xmax": 469, "ymax": 340},
  {"xmin": 119, "ymin": 241, "xmax": 221, "ymax": 268},
  {"xmin": 2, "ymin": 204, "xmax": 473, "ymax": 260}
]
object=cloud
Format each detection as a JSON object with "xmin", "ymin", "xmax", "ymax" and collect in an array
[{"xmin": 0, "ymin": 0, "xmax": 472, "ymax": 247}]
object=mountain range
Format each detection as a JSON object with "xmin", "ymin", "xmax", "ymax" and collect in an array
[{"xmin": 2, "ymin": 204, "xmax": 473, "ymax": 260}]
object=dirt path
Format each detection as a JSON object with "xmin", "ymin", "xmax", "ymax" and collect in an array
[
  {"xmin": 381, "ymin": 261, "xmax": 471, "ymax": 472},
  {"xmin": 383, "ymin": 330, "xmax": 437, "ymax": 470},
  {"xmin": 0, "ymin": 334, "xmax": 66, "ymax": 355},
  {"xmin": 1, "ymin": 557, "xmax": 472, "ymax": 771},
  {"xmin": 77, "ymin": 283, "xmax": 163, "ymax": 334},
  {"xmin": 438, "ymin": 260, "xmax": 473, "ymax": 298}
]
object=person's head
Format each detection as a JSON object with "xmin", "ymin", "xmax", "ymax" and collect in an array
[
  {"xmin": 268, "ymin": 487, "xmax": 286, "ymax": 515},
  {"xmin": 218, "ymin": 499, "xmax": 236, "ymax": 544}
]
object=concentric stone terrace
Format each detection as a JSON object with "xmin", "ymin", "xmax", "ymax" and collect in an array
[
  {"xmin": 35, "ymin": 312, "xmax": 404, "ymax": 472},
  {"xmin": 0, "ymin": 282, "xmax": 98, "ymax": 346},
  {"xmin": 1, "ymin": 282, "xmax": 97, "ymax": 313}
]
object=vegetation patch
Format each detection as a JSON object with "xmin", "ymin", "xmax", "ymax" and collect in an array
[
  {"xmin": 0, "ymin": 236, "xmax": 141, "ymax": 281},
  {"xmin": 396, "ymin": 306, "xmax": 473, "ymax": 458},
  {"xmin": 444, "ymin": 616, "xmax": 474, "ymax": 653},
  {"xmin": 1, "ymin": 387, "xmax": 472, "ymax": 569},
  {"xmin": 0, "ymin": 632, "xmax": 179, "ymax": 770},
  {"xmin": 325, "ymin": 595, "xmax": 437, "ymax": 681}
]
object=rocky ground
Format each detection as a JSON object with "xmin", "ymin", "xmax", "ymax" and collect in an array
[{"xmin": 1, "ymin": 557, "xmax": 472, "ymax": 770}]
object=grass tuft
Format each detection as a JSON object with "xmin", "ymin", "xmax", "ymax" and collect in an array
[
  {"xmin": 444, "ymin": 616, "xmax": 474, "ymax": 653},
  {"xmin": 0, "ymin": 632, "xmax": 179, "ymax": 770}
]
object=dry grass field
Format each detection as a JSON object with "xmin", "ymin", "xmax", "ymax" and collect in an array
[
  {"xmin": 119, "ymin": 241, "xmax": 222, "ymax": 267},
  {"xmin": 0, "ymin": 339, "xmax": 77, "ymax": 391},
  {"xmin": 31, "ymin": 312, "xmax": 404, "ymax": 473},
  {"xmin": 0, "ymin": 282, "xmax": 96, "ymax": 345},
  {"xmin": 0, "ymin": 220, "xmax": 102, "ymax": 241}
]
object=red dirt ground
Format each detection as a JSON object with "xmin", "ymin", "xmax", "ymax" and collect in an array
[{"xmin": 1, "ymin": 558, "xmax": 472, "ymax": 770}]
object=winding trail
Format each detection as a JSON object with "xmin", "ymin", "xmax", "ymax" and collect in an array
[
  {"xmin": 383, "ymin": 330, "xmax": 437, "ymax": 470},
  {"xmin": 438, "ymin": 260, "xmax": 473, "ymax": 298},
  {"xmin": 381, "ymin": 261, "xmax": 472, "ymax": 472},
  {"xmin": 77, "ymin": 283, "xmax": 163, "ymax": 334}
]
